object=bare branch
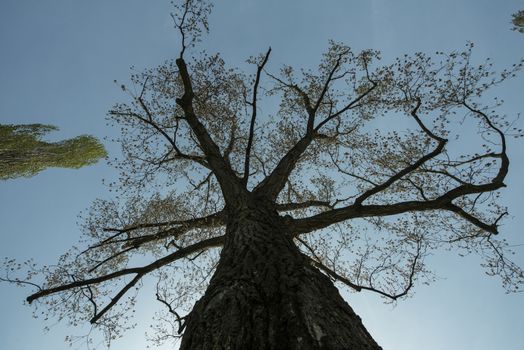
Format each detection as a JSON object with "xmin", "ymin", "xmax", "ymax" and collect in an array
[
  {"xmin": 155, "ymin": 287, "xmax": 187, "ymax": 335},
  {"xmin": 254, "ymin": 53, "xmax": 383, "ymax": 201},
  {"xmin": 0, "ymin": 276, "xmax": 42, "ymax": 291},
  {"xmin": 243, "ymin": 47, "xmax": 271, "ymax": 185},
  {"xmin": 311, "ymin": 50, "xmax": 349, "ymax": 118},
  {"xmin": 102, "ymin": 211, "xmax": 224, "ymax": 235},
  {"xmin": 265, "ymin": 72, "xmax": 314, "ymax": 116}
]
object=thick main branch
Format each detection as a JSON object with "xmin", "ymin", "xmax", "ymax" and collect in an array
[{"xmin": 175, "ymin": 58, "xmax": 245, "ymax": 204}]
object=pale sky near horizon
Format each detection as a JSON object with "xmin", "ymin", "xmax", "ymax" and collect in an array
[{"xmin": 1, "ymin": 1, "xmax": 523, "ymax": 349}]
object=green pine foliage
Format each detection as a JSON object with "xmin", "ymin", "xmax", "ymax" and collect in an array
[{"xmin": 0, "ymin": 124, "xmax": 106, "ymax": 180}]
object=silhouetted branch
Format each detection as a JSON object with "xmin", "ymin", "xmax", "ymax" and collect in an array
[
  {"xmin": 243, "ymin": 47, "xmax": 271, "ymax": 185},
  {"xmin": 27, "ymin": 236, "xmax": 224, "ymax": 305},
  {"xmin": 155, "ymin": 282, "xmax": 188, "ymax": 334},
  {"xmin": 305, "ymin": 240, "xmax": 422, "ymax": 300},
  {"xmin": 354, "ymin": 98, "xmax": 447, "ymax": 205},
  {"xmin": 175, "ymin": 57, "xmax": 244, "ymax": 203}
]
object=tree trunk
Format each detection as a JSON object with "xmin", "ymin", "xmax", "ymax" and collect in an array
[{"xmin": 180, "ymin": 203, "xmax": 381, "ymax": 350}]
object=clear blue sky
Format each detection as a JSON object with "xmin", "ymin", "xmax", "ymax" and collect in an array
[{"xmin": 1, "ymin": 1, "xmax": 523, "ymax": 349}]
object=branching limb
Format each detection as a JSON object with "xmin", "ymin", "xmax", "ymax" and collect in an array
[
  {"xmin": 265, "ymin": 72, "xmax": 315, "ymax": 117},
  {"xmin": 96, "ymin": 211, "xmax": 224, "ymax": 253},
  {"xmin": 90, "ymin": 273, "xmax": 142, "ymax": 323},
  {"xmin": 175, "ymin": 58, "xmax": 245, "ymax": 203},
  {"xmin": 328, "ymin": 151, "xmax": 379, "ymax": 186},
  {"xmin": 27, "ymin": 236, "xmax": 225, "ymax": 308},
  {"xmin": 299, "ymin": 238, "xmax": 422, "ymax": 300},
  {"xmin": 253, "ymin": 134, "xmax": 314, "ymax": 201},
  {"xmin": 315, "ymin": 56, "xmax": 378, "ymax": 131},
  {"xmin": 155, "ymin": 285, "xmax": 188, "ymax": 335},
  {"xmin": 102, "ymin": 210, "xmax": 224, "ymax": 236},
  {"xmin": 82, "ymin": 285, "xmax": 98, "ymax": 321},
  {"xmin": 290, "ymin": 101, "xmax": 508, "ymax": 236},
  {"xmin": 290, "ymin": 189, "xmax": 506, "ymax": 235},
  {"xmin": 88, "ymin": 246, "xmax": 137, "ymax": 273},
  {"xmin": 108, "ymin": 110, "xmax": 209, "ymax": 169},
  {"xmin": 462, "ymin": 101, "xmax": 509, "ymax": 185},
  {"xmin": 309, "ymin": 49, "xmax": 349, "ymax": 131},
  {"xmin": 419, "ymin": 168, "xmax": 469, "ymax": 186},
  {"xmin": 354, "ymin": 98, "xmax": 447, "ymax": 205},
  {"xmin": 256, "ymin": 53, "xmax": 381, "ymax": 201}
]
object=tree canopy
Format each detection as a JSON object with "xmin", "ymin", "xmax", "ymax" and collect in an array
[
  {"xmin": 2, "ymin": 1, "xmax": 523, "ymax": 348},
  {"xmin": 512, "ymin": 10, "xmax": 524, "ymax": 33},
  {"xmin": 0, "ymin": 124, "xmax": 106, "ymax": 180}
]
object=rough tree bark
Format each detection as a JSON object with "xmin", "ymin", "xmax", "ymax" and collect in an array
[{"xmin": 180, "ymin": 197, "xmax": 381, "ymax": 350}]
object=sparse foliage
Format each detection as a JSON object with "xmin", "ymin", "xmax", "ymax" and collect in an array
[{"xmin": 2, "ymin": 1, "xmax": 523, "ymax": 349}]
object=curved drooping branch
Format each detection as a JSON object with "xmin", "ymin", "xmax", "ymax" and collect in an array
[
  {"xmin": 155, "ymin": 281, "xmax": 189, "ymax": 336},
  {"xmin": 296, "ymin": 235, "xmax": 424, "ymax": 301}
]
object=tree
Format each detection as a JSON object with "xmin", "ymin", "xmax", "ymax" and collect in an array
[
  {"xmin": 512, "ymin": 10, "xmax": 524, "ymax": 33},
  {"xmin": 0, "ymin": 123, "xmax": 106, "ymax": 180},
  {"xmin": 2, "ymin": 1, "xmax": 523, "ymax": 349}
]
